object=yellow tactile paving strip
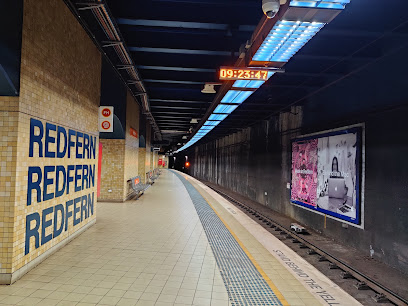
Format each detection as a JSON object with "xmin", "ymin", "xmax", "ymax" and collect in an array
[
  {"xmin": 185, "ymin": 176, "xmax": 322, "ymax": 306},
  {"xmin": 200, "ymin": 192, "xmax": 289, "ymax": 306}
]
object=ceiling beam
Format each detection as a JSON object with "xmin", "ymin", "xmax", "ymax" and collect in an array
[
  {"xmin": 117, "ymin": 18, "xmax": 256, "ymax": 32},
  {"xmin": 129, "ymin": 47, "xmax": 238, "ymax": 56},
  {"xmin": 139, "ymin": 0, "xmax": 259, "ymax": 7},
  {"xmin": 321, "ymin": 29, "xmax": 408, "ymax": 39},
  {"xmin": 159, "ymin": 125, "xmax": 191, "ymax": 128},
  {"xmin": 151, "ymin": 105, "xmax": 202, "ymax": 110},
  {"xmin": 284, "ymin": 71, "xmax": 343, "ymax": 78},
  {"xmin": 155, "ymin": 118, "xmax": 192, "ymax": 122},
  {"xmin": 152, "ymin": 111, "xmax": 200, "ymax": 115},
  {"xmin": 154, "ymin": 115, "xmax": 194, "ymax": 119},
  {"xmin": 158, "ymin": 123, "xmax": 191, "ymax": 126},
  {"xmin": 137, "ymin": 65, "xmax": 216, "ymax": 72},
  {"xmin": 144, "ymin": 79, "xmax": 206, "ymax": 85},
  {"xmin": 263, "ymin": 84, "xmax": 319, "ymax": 89},
  {"xmin": 296, "ymin": 54, "xmax": 374, "ymax": 62},
  {"xmin": 157, "ymin": 123, "xmax": 191, "ymax": 126},
  {"xmin": 150, "ymin": 99, "xmax": 211, "ymax": 104}
]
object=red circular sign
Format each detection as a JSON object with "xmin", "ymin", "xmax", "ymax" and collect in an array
[
  {"xmin": 102, "ymin": 108, "xmax": 111, "ymax": 117},
  {"xmin": 101, "ymin": 121, "xmax": 111, "ymax": 130}
]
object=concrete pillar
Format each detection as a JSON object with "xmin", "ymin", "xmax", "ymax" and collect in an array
[
  {"xmin": 99, "ymin": 91, "xmax": 140, "ymax": 202},
  {"xmin": 138, "ymin": 148, "xmax": 147, "ymax": 183}
]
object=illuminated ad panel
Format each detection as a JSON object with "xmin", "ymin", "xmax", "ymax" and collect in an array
[{"xmin": 291, "ymin": 126, "xmax": 362, "ymax": 225}]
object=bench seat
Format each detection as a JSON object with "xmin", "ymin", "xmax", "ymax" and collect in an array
[{"xmin": 128, "ymin": 176, "xmax": 150, "ymax": 200}]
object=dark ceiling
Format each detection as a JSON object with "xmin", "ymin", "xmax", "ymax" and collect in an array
[
  {"xmin": 69, "ymin": 0, "xmax": 408, "ymax": 150},
  {"xmin": 105, "ymin": 0, "xmax": 264, "ymax": 147}
]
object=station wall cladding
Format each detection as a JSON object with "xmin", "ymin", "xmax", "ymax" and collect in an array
[
  {"xmin": 0, "ymin": 0, "xmax": 101, "ymax": 283},
  {"xmin": 191, "ymin": 44, "xmax": 408, "ymax": 274}
]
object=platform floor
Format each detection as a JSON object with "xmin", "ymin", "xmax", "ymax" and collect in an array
[{"xmin": 0, "ymin": 170, "xmax": 361, "ymax": 306}]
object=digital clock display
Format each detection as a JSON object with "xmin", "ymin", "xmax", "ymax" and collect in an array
[{"xmin": 219, "ymin": 67, "xmax": 269, "ymax": 81}]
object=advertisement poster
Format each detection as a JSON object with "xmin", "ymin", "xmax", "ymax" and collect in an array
[
  {"xmin": 291, "ymin": 127, "xmax": 361, "ymax": 225},
  {"xmin": 291, "ymin": 139, "xmax": 318, "ymax": 207}
]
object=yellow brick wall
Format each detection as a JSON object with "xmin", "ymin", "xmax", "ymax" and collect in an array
[
  {"xmin": 124, "ymin": 92, "xmax": 140, "ymax": 194},
  {"xmin": 151, "ymin": 152, "xmax": 155, "ymax": 171},
  {"xmin": 145, "ymin": 124, "xmax": 152, "ymax": 175},
  {"xmin": 99, "ymin": 91, "xmax": 141, "ymax": 201},
  {"xmin": 0, "ymin": 0, "xmax": 101, "ymax": 277},
  {"xmin": 99, "ymin": 139, "xmax": 126, "ymax": 202},
  {"xmin": 138, "ymin": 148, "xmax": 147, "ymax": 183},
  {"xmin": 0, "ymin": 97, "xmax": 19, "ymax": 274}
]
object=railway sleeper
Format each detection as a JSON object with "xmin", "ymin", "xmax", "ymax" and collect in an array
[
  {"xmin": 341, "ymin": 271, "xmax": 354, "ymax": 279},
  {"xmin": 354, "ymin": 281, "xmax": 370, "ymax": 290},
  {"xmin": 372, "ymin": 293, "xmax": 389, "ymax": 303}
]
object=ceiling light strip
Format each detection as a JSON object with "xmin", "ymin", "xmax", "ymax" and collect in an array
[
  {"xmin": 290, "ymin": 0, "xmax": 350, "ymax": 10},
  {"xmin": 253, "ymin": 20, "xmax": 325, "ymax": 63},
  {"xmin": 176, "ymin": 1, "xmax": 352, "ymax": 152}
]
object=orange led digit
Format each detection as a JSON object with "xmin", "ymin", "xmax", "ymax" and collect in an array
[
  {"xmin": 219, "ymin": 67, "xmax": 270, "ymax": 81},
  {"xmin": 261, "ymin": 71, "xmax": 268, "ymax": 80}
]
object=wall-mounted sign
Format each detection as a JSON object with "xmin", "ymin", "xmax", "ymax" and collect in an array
[
  {"xmin": 291, "ymin": 126, "xmax": 363, "ymax": 226},
  {"xmin": 219, "ymin": 67, "xmax": 269, "ymax": 81},
  {"xmin": 26, "ymin": 119, "xmax": 96, "ymax": 255},
  {"xmin": 99, "ymin": 106, "xmax": 113, "ymax": 132},
  {"xmin": 130, "ymin": 127, "xmax": 138, "ymax": 138}
]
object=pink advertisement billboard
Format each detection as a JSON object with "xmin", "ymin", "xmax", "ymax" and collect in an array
[{"xmin": 291, "ymin": 139, "xmax": 318, "ymax": 207}]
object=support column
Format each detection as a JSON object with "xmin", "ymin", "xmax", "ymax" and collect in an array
[{"xmin": 138, "ymin": 148, "xmax": 147, "ymax": 184}]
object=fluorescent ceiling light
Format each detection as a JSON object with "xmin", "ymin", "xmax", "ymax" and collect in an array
[
  {"xmin": 290, "ymin": 0, "xmax": 350, "ymax": 9},
  {"xmin": 204, "ymin": 121, "xmax": 221, "ymax": 126},
  {"xmin": 199, "ymin": 126, "xmax": 215, "ymax": 131},
  {"xmin": 176, "ymin": 2, "xmax": 351, "ymax": 153},
  {"xmin": 221, "ymin": 90, "xmax": 240, "ymax": 103},
  {"xmin": 233, "ymin": 80, "xmax": 250, "ymax": 88},
  {"xmin": 253, "ymin": 20, "xmax": 325, "ymax": 63},
  {"xmin": 233, "ymin": 91, "xmax": 254, "ymax": 104},
  {"xmin": 214, "ymin": 104, "xmax": 239, "ymax": 114},
  {"xmin": 221, "ymin": 90, "xmax": 255, "ymax": 104},
  {"xmin": 209, "ymin": 114, "xmax": 228, "ymax": 121},
  {"xmin": 233, "ymin": 80, "xmax": 266, "ymax": 89}
]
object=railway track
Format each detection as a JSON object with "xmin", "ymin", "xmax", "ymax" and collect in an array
[{"xmin": 205, "ymin": 183, "xmax": 408, "ymax": 306}]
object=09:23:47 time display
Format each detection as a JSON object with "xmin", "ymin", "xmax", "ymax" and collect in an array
[{"xmin": 219, "ymin": 67, "xmax": 269, "ymax": 81}]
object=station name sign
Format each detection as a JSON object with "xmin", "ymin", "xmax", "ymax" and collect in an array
[{"xmin": 25, "ymin": 119, "xmax": 97, "ymax": 255}]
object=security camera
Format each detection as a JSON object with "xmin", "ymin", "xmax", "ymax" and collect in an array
[{"xmin": 262, "ymin": 0, "xmax": 280, "ymax": 19}]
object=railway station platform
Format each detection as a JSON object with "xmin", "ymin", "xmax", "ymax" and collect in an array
[
  {"xmin": 2, "ymin": 1, "xmax": 408, "ymax": 305},
  {"xmin": 0, "ymin": 170, "xmax": 360, "ymax": 306}
]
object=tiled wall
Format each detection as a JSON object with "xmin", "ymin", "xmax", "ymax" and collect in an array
[
  {"xmin": 124, "ymin": 92, "xmax": 140, "ymax": 193},
  {"xmin": 0, "ymin": 97, "xmax": 19, "ymax": 275},
  {"xmin": 99, "ymin": 91, "xmax": 142, "ymax": 201},
  {"xmin": 145, "ymin": 124, "xmax": 152, "ymax": 175},
  {"xmin": 99, "ymin": 139, "xmax": 126, "ymax": 201},
  {"xmin": 0, "ymin": 0, "xmax": 101, "ymax": 281},
  {"xmin": 138, "ymin": 148, "xmax": 147, "ymax": 183}
]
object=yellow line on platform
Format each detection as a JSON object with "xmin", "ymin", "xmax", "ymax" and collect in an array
[{"xmin": 190, "ymin": 179, "xmax": 290, "ymax": 306}]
